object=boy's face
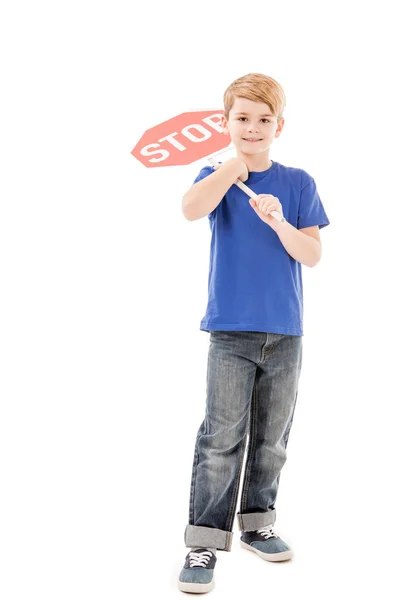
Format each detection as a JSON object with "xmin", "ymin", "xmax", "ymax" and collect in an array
[{"xmin": 221, "ymin": 96, "xmax": 284, "ymax": 156}]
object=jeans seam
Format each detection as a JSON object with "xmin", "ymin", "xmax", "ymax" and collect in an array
[
  {"xmin": 189, "ymin": 427, "xmax": 203, "ymax": 524},
  {"xmin": 283, "ymin": 389, "xmax": 298, "ymax": 448},
  {"xmin": 225, "ymin": 429, "xmax": 247, "ymax": 532},
  {"xmin": 240, "ymin": 377, "xmax": 258, "ymax": 517}
]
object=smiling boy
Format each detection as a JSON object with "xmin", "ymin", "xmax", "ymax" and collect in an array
[{"xmin": 178, "ymin": 73, "xmax": 330, "ymax": 594}]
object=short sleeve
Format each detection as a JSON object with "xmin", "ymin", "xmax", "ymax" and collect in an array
[
  {"xmin": 193, "ymin": 165, "xmax": 214, "ymax": 185},
  {"xmin": 297, "ymin": 177, "xmax": 330, "ymax": 230},
  {"xmin": 192, "ymin": 164, "xmax": 218, "ymax": 221}
]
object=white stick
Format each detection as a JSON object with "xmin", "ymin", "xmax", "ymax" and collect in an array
[{"xmin": 207, "ymin": 156, "xmax": 284, "ymax": 222}]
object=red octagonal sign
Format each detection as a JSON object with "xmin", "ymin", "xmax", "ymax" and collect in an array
[{"xmin": 131, "ymin": 111, "xmax": 231, "ymax": 168}]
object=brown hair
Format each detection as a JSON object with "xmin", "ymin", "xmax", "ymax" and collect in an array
[{"xmin": 223, "ymin": 73, "xmax": 286, "ymax": 122}]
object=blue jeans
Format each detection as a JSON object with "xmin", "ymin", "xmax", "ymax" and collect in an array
[{"xmin": 184, "ymin": 330, "xmax": 303, "ymax": 552}]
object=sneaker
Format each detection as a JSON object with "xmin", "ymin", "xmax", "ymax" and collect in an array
[
  {"xmin": 178, "ymin": 548, "xmax": 217, "ymax": 593},
  {"xmin": 240, "ymin": 524, "xmax": 293, "ymax": 561}
]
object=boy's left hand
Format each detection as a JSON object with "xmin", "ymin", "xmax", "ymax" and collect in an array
[{"xmin": 249, "ymin": 194, "xmax": 284, "ymax": 231}]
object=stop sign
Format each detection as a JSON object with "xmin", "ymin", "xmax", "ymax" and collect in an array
[{"xmin": 131, "ymin": 110, "xmax": 231, "ymax": 168}]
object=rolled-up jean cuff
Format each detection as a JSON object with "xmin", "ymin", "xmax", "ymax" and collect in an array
[
  {"xmin": 236, "ymin": 509, "xmax": 276, "ymax": 532},
  {"xmin": 184, "ymin": 524, "xmax": 233, "ymax": 551}
]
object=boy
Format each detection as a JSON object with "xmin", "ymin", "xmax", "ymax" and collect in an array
[{"xmin": 178, "ymin": 73, "xmax": 330, "ymax": 594}]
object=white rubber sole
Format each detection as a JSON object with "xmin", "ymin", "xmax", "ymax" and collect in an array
[
  {"xmin": 240, "ymin": 539, "xmax": 293, "ymax": 561},
  {"xmin": 178, "ymin": 578, "xmax": 215, "ymax": 593}
]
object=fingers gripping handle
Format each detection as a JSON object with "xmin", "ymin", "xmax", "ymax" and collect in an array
[{"xmin": 207, "ymin": 157, "xmax": 284, "ymax": 222}]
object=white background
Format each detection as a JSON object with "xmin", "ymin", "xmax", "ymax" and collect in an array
[{"xmin": 1, "ymin": 1, "xmax": 399, "ymax": 598}]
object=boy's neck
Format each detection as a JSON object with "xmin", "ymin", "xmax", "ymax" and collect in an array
[{"xmin": 235, "ymin": 150, "xmax": 272, "ymax": 173}]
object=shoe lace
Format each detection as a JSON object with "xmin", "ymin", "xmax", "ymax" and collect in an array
[
  {"xmin": 188, "ymin": 550, "xmax": 213, "ymax": 568},
  {"xmin": 256, "ymin": 524, "xmax": 279, "ymax": 540}
]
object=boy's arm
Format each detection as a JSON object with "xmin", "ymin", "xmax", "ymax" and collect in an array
[
  {"xmin": 182, "ymin": 158, "xmax": 245, "ymax": 221},
  {"xmin": 273, "ymin": 222, "xmax": 322, "ymax": 267}
]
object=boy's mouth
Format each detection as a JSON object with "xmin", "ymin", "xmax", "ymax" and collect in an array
[{"xmin": 243, "ymin": 138, "xmax": 263, "ymax": 142}]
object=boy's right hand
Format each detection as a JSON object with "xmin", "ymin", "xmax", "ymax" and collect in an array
[
  {"xmin": 232, "ymin": 157, "xmax": 249, "ymax": 182},
  {"xmin": 212, "ymin": 157, "xmax": 249, "ymax": 182}
]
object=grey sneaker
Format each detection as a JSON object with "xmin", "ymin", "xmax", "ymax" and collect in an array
[
  {"xmin": 240, "ymin": 524, "xmax": 293, "ymax": 561},
  {"xmin": 178, "ymin": 548, "xmax": 217, "ymax": 593}
]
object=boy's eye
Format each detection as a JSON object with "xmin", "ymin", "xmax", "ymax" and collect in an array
[{"xmin": 238, "ymin": 117, "xmax": 270, "ymax": 123}]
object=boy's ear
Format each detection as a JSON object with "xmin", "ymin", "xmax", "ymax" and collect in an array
[{"xmin": 220, "ymin": 115, "xmax": 229, "ymax": 135}]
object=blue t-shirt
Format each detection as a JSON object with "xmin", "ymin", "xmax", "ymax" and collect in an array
[{"xmin": 192, "ymin": 159, "xmax": 330, "ymax": 336}]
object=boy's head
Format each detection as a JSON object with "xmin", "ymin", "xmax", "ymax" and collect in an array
[{"xmin": 221, "ymin": 73, "xmax": 286, "ymax": 157}]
